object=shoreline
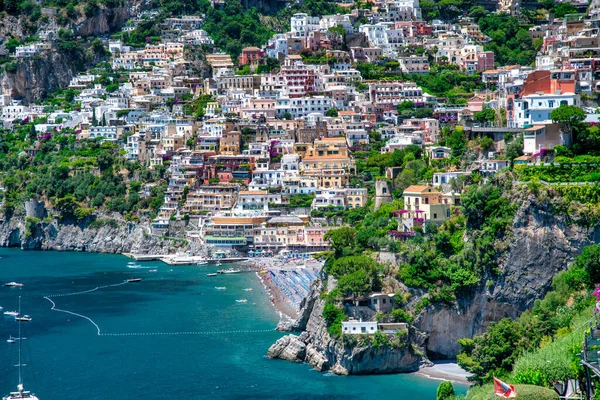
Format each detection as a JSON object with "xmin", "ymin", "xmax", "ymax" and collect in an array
[
  {"xmin": 247, "ymin": 256, "xmax": 323, "ymax": 323},
  {"xmin": 415, "ymin": 362, "xmax": 472, "ymax": 385}
]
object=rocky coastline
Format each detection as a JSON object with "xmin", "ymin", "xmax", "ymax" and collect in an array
[
  {"xmin": 268, "ymin": 190, "xmax": 600, "ymax": 374},
  {"xmin": 0, "ymin": 215, "xmax": 191, "ymax": 255},
  {"xmin": 268, "ymin": 277, "xmax": 432, "ymax": 375}
]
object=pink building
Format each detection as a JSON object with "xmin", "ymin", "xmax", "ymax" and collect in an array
[
  {"xmin": 238, "ymin": 46, "xmax": 264, "ymax": 66},
  {"xmin": 477, "ymin": 51, "xmax": 495, "ymax": 72}
]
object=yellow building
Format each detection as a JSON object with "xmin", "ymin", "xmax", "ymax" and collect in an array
[
  {"xmin": 402, "ymin": 185, "xmax": 451, "ymax": 223},
  {"xmin": 300, "ymin": 137, "xmax": 355, "ymax": 188}
]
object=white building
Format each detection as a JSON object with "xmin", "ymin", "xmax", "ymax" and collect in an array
[
  {"xmin": 342, "ymin": 320, "xmax": 378, "ymax": 335},
  {"xmin": 509, "ymin": 93, "xmax": 579, "ymax": 128},
  {"xmin": 291, "ymin": 13, "xmax": 320, "ymax": 39}
]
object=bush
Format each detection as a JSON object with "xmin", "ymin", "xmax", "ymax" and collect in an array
[
  {"xmin": 4, "ymin": 62, "xmax": 18, "ymax": 73},
  {"xmin": 465, "ymin": 384, "xmax": 558, "ymax": 400},
  {"xmin": 436, "ymin": 381, "xmax": 455, "ymax": 400}
]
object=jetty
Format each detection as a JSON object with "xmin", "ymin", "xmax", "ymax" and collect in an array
[{"xmin": 122, "ymin": 253, "xmax": 248, "ymax": 266}]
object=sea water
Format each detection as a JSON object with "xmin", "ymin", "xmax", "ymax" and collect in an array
[{"xmin": 0, "ymin": 248, "xmax": 467, "ymax": 399}]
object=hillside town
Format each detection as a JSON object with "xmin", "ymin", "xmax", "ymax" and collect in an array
[{"xmin": 1, "ymin": 1, "xmax": 599, "ymax": 258}]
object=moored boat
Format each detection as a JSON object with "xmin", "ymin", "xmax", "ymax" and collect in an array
[
  {"xmin": 218, "ymin": 268, "xmax": 241, "ymax": 274},
  {"xmin": 15, "ymin": 316, "xmax": 31, "ymax": 322},
  {"xmin": 215, "ymin": 287, "xmax": 226, "ymax": 290},
  {"xmin": 235, "ymin": 299, "xmax": 248, "ymax": 303},
  {"xmin": 206, "ymin": 273, "xmax": 217, "ymax": 277},
  {"xmin": 3, "ymin": 296, "xmax": 40, "ymax": 400}
]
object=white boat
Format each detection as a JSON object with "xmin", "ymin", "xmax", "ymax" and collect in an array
[
  {"xmin": 3, "ymin": 296, "xmax": 39, "ymax": 400},
  {"xmin": 242, "ymin": 288, "xmax": 253, "ymax": 292},
  {"xmin": 236, "ymin": 299, "xmax": 248, "ymax": 303},
  {"xmin": 215, "ymin": 287, "xmax": 226, "ymax": 290},
  {"xmin": 197, "ymin": 261, "xmax": 208, "ymax": 265},
  {"xmin": 7, "ymin": 337, "xmax": 15, "ymax": 344},
  {"xmin": 15, "ymin": 316, "xmax": 31, "ymax": 322},
  {"xmin": 149, "ymin": 269, "xmax": 158, "ymax": 273},
  {"xmin": 206, "ymin": 273, "xmax": 217, "ymax": 277},
  {"xmin": 218, "ymin": 268, "xmax": 241, "ymax": 274},
  {"xmin": 215, "ymin": 261, "xmax": 222, "ymax": 267},
  {"xmin": 5, "ymin": 282, "xmax": 23, "ymax": 287},
  {"xmin": 4, "ymin": 311, "xmax": 19, "ymax": 317},
  {"xmin": 127, "ymin": 278, "xmax": 142, "ymax": 283}
]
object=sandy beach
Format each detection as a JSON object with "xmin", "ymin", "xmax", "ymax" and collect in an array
[
  {"xmin": 246, "ymin": 256, "xmax": 323, "ymax": 322},
  {"xmin": 416, "ymin": 362, "xmax": 472, "ymax": 385}
]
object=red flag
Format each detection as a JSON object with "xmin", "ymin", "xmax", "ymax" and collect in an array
[{"xmin": 494, "ymin": 377, "xmax": 517, "ymax": 398}]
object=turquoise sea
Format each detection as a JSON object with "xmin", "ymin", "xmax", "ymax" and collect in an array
[{"xmin": 0, "ymin": 248, "xmax": 467, "ymax": 399}]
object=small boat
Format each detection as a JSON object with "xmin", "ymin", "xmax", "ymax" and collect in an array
[
  {"xmin": 4, "ymin": 311, "xmax": 19, "ymax": 317},
  {"xmin": 218, "ymin": 268, "xmax": 241, "ymax": 274},
  {"xmin": 197, "ymin": 261, "xmax": 208, "ymax": 265},
  {"xmin": 7, "ymin": 336, "xmax": 15, "ymax": 343},
  {"xmin": 15, "ymin": 315, "xmax": 31, "ymax": 322},
  {"xmin": 242, "ymin": 288, "xmax": 253, "ymax": 292},
  {"xmin": 236, "ymin": 299, "xmax": 248, "ymax": 303},
  {"xmin": 3, "ymin": 296, "xmax": 40, "ymax": 400},
  {"xmin": 127, "ymin": 278, "xmax": 142, "ymax": 283},
  {"xmin": 149, "ymin": 269, "xmax": 158, "ymax": 273},
  {"xmin": 215, "ymin": 261, "xmax": 222, "ymax": 267},
  {"xmin": 215, "ymin": 287, "xmax": 226, "ymax": 290},
  {"xmin": 206, "ymin": 273, "xmax": 217, "ymax": 277},
  {"xmin": 5, "ymin": 282, "xmax": 23, "ymax": 287}
]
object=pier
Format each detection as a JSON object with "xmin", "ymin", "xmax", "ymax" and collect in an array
[{"xmin": 122, "ymin": 253, "xmax": 249, "ymax": 265}]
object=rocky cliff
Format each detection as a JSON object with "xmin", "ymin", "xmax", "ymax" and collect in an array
[
  {"xmin": 0, "ymin": 216, "xmax": 188, "ymax": 255},
  {"xmin": 268, "ymin": 278, "xmax": 431, "ymax": 375},
  {"xmin": 0, "ymin": 1, "xmax": 149, "ymax": 104},
  {"xmin": 270, "ymin": 187, "xmax": 600, "ymax": 372},
  {"xmin": 1, "ymin": 51, "xmax": 83, "ymax": 104},
  {"xmin": 416, "ymin": 190, "xmax": 600, "ymax": 358}
]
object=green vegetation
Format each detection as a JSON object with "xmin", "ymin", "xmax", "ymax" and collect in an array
[
  {"xmin": 0, "ymin": 124, "xmax": 166, "ymax": 219},
  {"xmin": 436, "ymin": 381, "xmax": 455, "ymax": 400},
  {"xmin": 288, "ymin": 193, "xmax": 315, "ymax": 208},
  {"xmin": 461, "ymin": 384, "xmax": 558, "ymax": 400},
  {"xmin": 476, "ymin": 13, "xmax": 540, "ymax": 66},
  {"xmin": 457, "ymin": 244, "xmax": 598, "ymax": 383}
]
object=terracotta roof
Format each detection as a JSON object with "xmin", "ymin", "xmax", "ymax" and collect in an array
[{"xmin": 403, "ymin": 185, "xmax": 441, "ymax": 194}]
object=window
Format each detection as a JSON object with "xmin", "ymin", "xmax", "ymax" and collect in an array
[{"xmin": 434, "ymin": 213, "xmax": 437, "ymax": 219}]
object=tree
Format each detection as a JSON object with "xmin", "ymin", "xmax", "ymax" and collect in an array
[
  {"xmin": 550, "ymin": 104, "xmax": 586, "ymax": 136},
  {"xmin": 457, "ymin": 318, "xmax": 524, "ymax": 383},
  {"xmin": 480, "ymin": 136, "xmax": 494, "ymax": 152},
  {"xmin": 326, "ymin": 108, "xmax": 339, "ymax": 117},
  {"xmin": 324, "ymin": 227, "xmax": 357, "ymax": 255},
  {"xmin": 282, "ymin": 112, "xmax": 292, "ymax": 120},
  {"xmin": 436, "ymin": 381, "xmax": 455, "ymax": 400},
  {"xmin": 474, "ymin": 108, "xmax": 496, "ymax": 124},
  {"xmin": 337, "ymin": 269, "xmax": 372, "ymax": 298},
  {"xmin": 553, "ymin": 2, "xmax": 576, "ymax": 18},
  {"xmin": 54, "ymin": 195, "xmax": 79, "ymax": 217},
  {"xmin": 573, "ymin": 244, "xmax": 600, "ymax": 287}
]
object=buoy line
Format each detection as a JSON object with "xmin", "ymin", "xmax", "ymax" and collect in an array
[
  {"xmin": 44, "ymin": 297, "xmax": 102, "ymax": 335},
  {"xmin": 45, "ymin": 281, "xmax": 128, "ymax": 298},
  {"xmin": 44, "ymin": 281, "xmax": 278, "ymax": 337}
]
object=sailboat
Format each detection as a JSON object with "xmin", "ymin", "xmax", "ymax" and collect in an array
[{"xmin": 3, "ymin": 296, "xmax": 39, "ymax": 400}]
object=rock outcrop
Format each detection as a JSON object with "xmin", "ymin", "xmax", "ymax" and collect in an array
[
  {"xmin": 0, "ymin": 216, "xmax": 188, "ymax": 255},
  {"xmin": 415, "ymin": 191, "xmax": 600, "ymax": 358},
  {"xmin": 268, "ymin": 278, "xmax": 429, "ymax": 375},
  {"xmin": 1, "ymin": 50, "xmax": 81, "ymax": 104},
  {"xmin": 270, "ymin": 187, "xmax": 600, "ymax": 371}
]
